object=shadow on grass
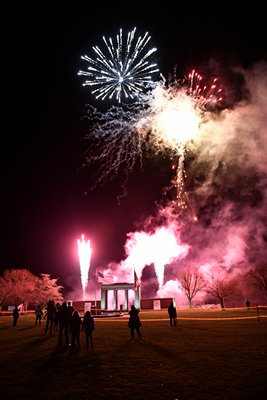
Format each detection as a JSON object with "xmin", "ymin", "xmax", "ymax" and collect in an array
[
  {"xmin": 28, "ymin": 334, "xmax": 55, "ymax": 346},
  {"xmin": 114, "ymin": 338, "xmax": 178, "ymax": 362},
  {"xmin": 41, "ymin": 345, "xmax": 102, "ymax": 377},
  {"xmin": 0, "ymin": 325, "xmax": 12, "ymax": 331},
  {"xmin": 0, "ymin": 324, "xmax": 37, "ymax": 332}
]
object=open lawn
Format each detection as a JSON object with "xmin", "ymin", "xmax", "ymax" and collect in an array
[{"xmin": 0, "ymin": 308, "xmax": 266, "ymax": 400}]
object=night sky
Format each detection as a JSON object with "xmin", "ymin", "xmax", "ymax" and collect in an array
[{"xmin": 2, "ymin": 2, "xmax": 267, "ymax": 296}]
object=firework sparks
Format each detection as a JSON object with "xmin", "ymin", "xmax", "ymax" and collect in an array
[
  {"xmin": 78, "ymin": 27, "xmax": 159, "ymax": 103},
  {"xmin": 81, "ymin": 68, "xmax": 223, "ymax": 210},
  {"xmin": 77, "ymin": 62, "xmax": 267, "ymax": 306},
  {"xmin": 146, "ymin": 70, "xmax": 223, "ymax": 208},
  {"xmin": 146, "ymin": 79, "xmax": 203, "ymax": 209},
  {"xmin": 77, "ymin": 234, "xmax": 92, "ymax": 299},
  {"xmin": 82, "ymin": 103, "xmax": 150, "ymax": 203},
  {"xmin": 186, "ymin": 69, "xmax": 223, "ymax": 108}
]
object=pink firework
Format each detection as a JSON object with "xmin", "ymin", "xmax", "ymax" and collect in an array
[
  {"xmin": 186, "ymin": 69, "xmax": 223, "ymax": 107},
  {"xmin": 125, "ymin": 226, "xmax": 189, "ymax": 291},
  {"xmin": 77, "ymin": 234, "xmax": 92, "ymax": 298}
]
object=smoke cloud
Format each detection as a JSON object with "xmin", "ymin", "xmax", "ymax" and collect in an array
[{"xmin": 81, "ymin": 62, "xmax": 267, "ymax": 307}]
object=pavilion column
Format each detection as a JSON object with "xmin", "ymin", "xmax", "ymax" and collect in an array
[
  {"xmin": 135, "ymin": 285, "xmax": 141, "ymax": 309},
  {"xmin": 113, "ymin": 289, "xmax": 118, "ymax": 310},
  {"xmin": 101, "ymin": 288, "xmax": 108, "ymax": 310},
  {"xmin": 124, "ymin": 289, "xmax": 129, "ymax": 310}
]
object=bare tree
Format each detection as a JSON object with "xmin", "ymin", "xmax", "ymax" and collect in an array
[
  {"xmin": 206, "ymin": 274, "xmax": 237, "ymax": 309},
  {"xmin": 178, "ymin": 270, "xmax": 206, "ymax": 308},
  {"xmin": 248, "ymin": 268, "xmax": 267, "ymax": 298}
]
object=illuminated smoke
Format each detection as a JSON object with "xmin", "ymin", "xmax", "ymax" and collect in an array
[
  {"xmin": 95, "ymin": 62, "xmax": 267, "ymax": 305},
  {"xmin": 77, "ymin": 234, "xmax": 92, "ymax": 299},
  {"xmin": 124, "ymin": 225, "xmax": 189, "ymax": 290}
]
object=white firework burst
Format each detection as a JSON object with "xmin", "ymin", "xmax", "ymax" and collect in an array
[{"xmin": 78, "ymin": 27, "xmax": 159, "ymax": 103}]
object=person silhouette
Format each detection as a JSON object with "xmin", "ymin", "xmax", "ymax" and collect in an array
[
  {"xmin": 35, "ymin": 304, "xmax": 43, "ymax": 325},
  {"xmin": 128, "ymin": 305, "xmax": 143, "ymax": 340},
  {"xmin": 70, "ymin": 310, "xmax": 82, "ymax": 349},
  {"xmin": 82, "ymin": 310, "xmax": 95, "ymax": 350},
  {"xmin": 57, "ymin": 302, "xmax": 71, "ymax": 348},
  {"xmin": 45, "ymin": 300, "xmax": 56, "ymax": 334},
  {"xmin": 168, "ymin": 302, "xmax": 177, "ymax": 327},
  {"xmin": 12, "ymin": 305, "xmax": 20, "ymax": 326}
]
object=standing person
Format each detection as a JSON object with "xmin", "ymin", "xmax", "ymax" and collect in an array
[
  {"xmin": 67, "ymin": 301, "xmax": 74, "ymax": 335},
  {"xmin": 35, "ymin": 304, "xmax": 43, "ymax": 325},
  {"xmin": 128, "ymin": 305, "xmax": 143, "ymax": 340},
  {"xmin": 12, "ymin": 305, "xmax": 20, "ymax": 326},
  {"xmin": 246, "ymin": 299, "xmax": 251, "ymax": 310},
  {"xmin": 168, "ymin": 302, "xmax": 177, "ymax": 327},
  {"xmin": 57, "ymin": 302, "xmax": 70, "ymax": 348},
  {"xmin": 53, "ymin": 302, "xmax": 61, "ymax": 332},
  {"xmin": 67, "ymin": 301, "xmax": 74, "ymax": 315},
  {"xmin": 45, "ymin": 300, "xmax": 57, "ymax": 334},
  {"xmin": 82, "ymin": 310, "xmax": 95, "ymax": 350},
  {"xmin": 70, "ymin": 310, "xmax": 82, "ymax": 349}
]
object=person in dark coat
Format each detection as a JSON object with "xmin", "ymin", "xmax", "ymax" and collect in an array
[
  {"xmin": 82, "ymin": 310, "xmax": 95, "ymax": 350},
  {"xmin": 45, "ymin": 300, "xmax": 57, "ymax": 334},
  {"xmin": 67, "ymin": 301, "xmax": 74, "ymax": 335},
  {"xmin": 70, "ymin": 310, "xmax": 82, "ymax": 349},
  {"xmin": 53, "ymin": 302, "xmax": 61, "ymax": 332},
  {"xmin": 12, "ymin": 305, "xmax": 20, "ymax": 326},
  {"xmin": 168, "ymin": 302, "xmax": 177, "ymax": 327},
  {"xmin": 35, "ymin": 304, "xmax": 43, "ymax": 325},
  {"xmin": 82, "ymin": 311, "xmax": 95, "ymax": 349},
  {"xmin": 128, "ymin": 305, "xmax": 143, "ymax": 340},
  {"xmin": 57, "ymin": 301, "xmax": 71, "ymax": 347}
]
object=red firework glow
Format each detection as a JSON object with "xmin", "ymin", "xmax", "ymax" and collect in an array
[{"xmin": 187, "ymin": 69, "xmax": 223, "ymax": 107}]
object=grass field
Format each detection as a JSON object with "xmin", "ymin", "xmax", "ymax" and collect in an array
[{"xmin": 0, "ymin": 308, "xmax": 266, "ymax": 400}]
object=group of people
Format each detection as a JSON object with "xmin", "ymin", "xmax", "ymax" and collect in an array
[
  {"xmin": 12, "ymin": 300, "xmax": 178, "ymax": 345},
  {"xmin": 55, "ymin": 301, "xmax": 95, "ymax": 350},
  {"xmin": 33, "ymin": 300, "xmax": 95, "ymax": 350}
]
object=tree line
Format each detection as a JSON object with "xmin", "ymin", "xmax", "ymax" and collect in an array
[
  {"xmin": 0, "ymin": 269, "xmax": 63, "ymax": 311},
  {"xmin": 0, "ymin": 267, "xmax": 266, "ymax": 311},
  {"xmin": 178, "ymin": 268, "xmax": 267, "ymax": 308}
]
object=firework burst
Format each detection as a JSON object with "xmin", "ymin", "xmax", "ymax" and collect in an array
[
  {"xmin": 81, "ymin": 68, "xmax": 223, "ymax": 211},
  {"xmin": 145, "ymin": 70, "xmax": 223, "ymax": 210},
  {"xmin": 78, "ymin": 27, "xmax": 159, "ymax": 103}
]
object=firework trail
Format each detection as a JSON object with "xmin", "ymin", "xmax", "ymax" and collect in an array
[
  {"xmin": 77, "ymin": 234, "xmax": 92, "ymax": 299},
  {"xmin": 78, "ymin": 27, "xmax": 159, "ymax": 103}
]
